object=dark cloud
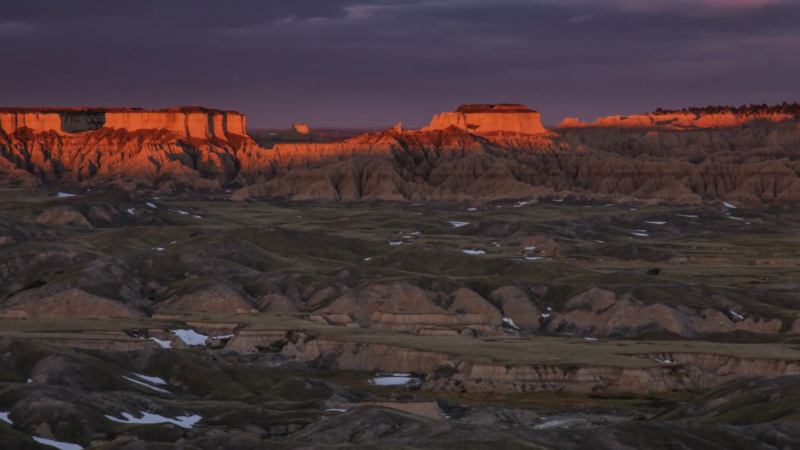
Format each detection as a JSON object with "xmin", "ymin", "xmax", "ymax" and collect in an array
[{"xmin": 0, "ymin": 0, "xmax": 797, "ymax": 127}]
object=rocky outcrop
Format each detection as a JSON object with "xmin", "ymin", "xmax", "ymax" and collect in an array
[
  {"xmin": 422, "ymin": 104, "xmax": 548, "ymax": 135},
  {"xmin": 572, "ymin": 111, "xmax": 797, "ymax": 131}
]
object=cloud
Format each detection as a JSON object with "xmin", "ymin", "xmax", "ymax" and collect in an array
[{"xmin": 0, "ymin": 21, "xmax": 36, "ymax": 38}]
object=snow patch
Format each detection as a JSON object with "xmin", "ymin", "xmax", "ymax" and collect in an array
[
  {"xmin": 730, "ymin": 310, "xmax": 744, "ymax": 320},
  {"xmin": 630, "ymin": 232, "xmax": 649, "ymax": 237},
  {"xmin": 33, "ymin": 437, "xmax": 83, "ymax": 450},
  {"xmin": 541, "ymin": 313, "xmax": 550, "ymax": 318},
  {"xmin": 525, "ymin": 256, "xmax": 543, "ymax": 260},
  {"xmin": 389, "ymin": 241, "xmax": 404, "ymax": 246},
  {"xmin": 326, "ymin": 408, "xmax": 346, "ymax": 412},
  {"xmin": 677, "ymin": 214, "xmax": 698, "ymax": 218},
  {"xmin": 212, "ymin": 334, "xmax": 234, "ymax": 340},
  {"xmin": 126, "ymin": 208, "xmax": 135, "ymax": 215},
  {"xmin": 468, "ymin": 208, "xmax": 477, "ymax": 211},
  {"xmin": 723, "ymin": 202, "xmax": 737, "ymax": 209},
  {"xmin": 594, "ymin": 240, "xmax": 604, "ymax": 243},
  {"xmin": 524, "ymin": 246, "xmax": 536, "ymax": 250},
  {"xmin": 153, "ymin": 247, "xmax": 165, "ymax": 251},
  {"xmin": 56, "ymin": 192, "xmax": 76, "ymax": 198},
  {"xmin": 364, "ymin": 257, "xmax": 372, "ymax": 261},
  {"xmin": 172, "ymin": 210, "xmax": 189, "ymax": 215},
  {"xmin": 370, "ymin": 375, "xmax": 419, "ymax": 386},
  {"xmin": 122, "ymin": 376, "xmax": 170, "ymax": 394},
  {"xmin": 646, "ymin": 221, "xmax": 666, "ymax": 225},
  {"xmin": 149, "ymin": 337, "xmax": 172, "ymax": 348},
  {"xmin": 192, "ymin": 215, "xmax": 202, "ymax": 219},
  {"xmin": 105, "ymin": 411, "xmax": 201, "ymax": 429},
  {"xmin": 171, "ymin": 329, "xmax": 208, "ymax": 346},
  {"xmin": 462, "ymin": 249, "xmax": 485, "ymax": 255},
  {"xmin": 134, "ymin": 373, "xmax": 167, "ymax": 385},
  {"xmin": 583, "ymin": 337, "xmax": 598, "ymax": 341},
  {"xmin": 503, "ymin": 317, "xmax": 519, "ymax": 329},
  {"xmin": 450, "ymin": 221, "xmax": 469, "ymax": 227},
  {"xmin": 146, "ymin": 202, "xmax": 157, "ymax": 208},
  {"xmin": 729, "ymin": 216, "xmax": 744, "ymax": 221},
  {"xmin": 0, "ymin": 412, "xmax": 11, "ymax": 424}
]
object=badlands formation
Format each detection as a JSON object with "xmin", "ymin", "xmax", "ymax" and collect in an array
[{"xmin": 2, "ymin": 103, "xmax": 800, "ymax": 449}]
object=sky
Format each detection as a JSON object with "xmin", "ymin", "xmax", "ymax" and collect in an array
[{"xmin": 1, "ymin": 0, "xmax": 798, "ymax": 128}]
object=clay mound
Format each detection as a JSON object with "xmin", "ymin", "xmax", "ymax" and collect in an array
[
  {"xmin": 35, "ymin": 206, "xmax": 92, "ymax": 228},
  {"xmin": 2, "ymin": 285, "xmax": 143, "ymax": 319},
  {"xmin": 153, "ymin": 282, "xmax": 256, "ymax": 314}
]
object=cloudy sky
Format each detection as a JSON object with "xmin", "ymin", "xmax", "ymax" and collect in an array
[{"xmin": 1, "ymin": 0, "xmax": 798, "ymax": 127}]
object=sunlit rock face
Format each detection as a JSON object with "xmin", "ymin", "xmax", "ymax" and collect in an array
[
  {"xmin": 422, "ymin": 104, "xmax": 548, "ymax": 135},
  {"xmin": 0, "ymin": 107, "xmax": 247, "ymax": 139}
]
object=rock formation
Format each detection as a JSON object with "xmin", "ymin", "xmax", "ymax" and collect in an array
[{"xmin": 422, "ymin": 104, "xmax": 548, "ymax": 135}]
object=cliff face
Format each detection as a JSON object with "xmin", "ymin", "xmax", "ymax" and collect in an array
[
  {"xmin": 556, "ymin": 111, "xmax": 797, "ymax": 130},
  {"xmin": 422, "ymin": 104, "xmax": 547, "ymax": 135},
  {"xmin": 0, "ymin": 107, "xmax": 246, "ymax": 139}
]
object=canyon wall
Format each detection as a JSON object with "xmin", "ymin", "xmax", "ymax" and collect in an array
[
  {"xmin": 556, "ymin": 111, "xmax": 797, "ymax": 130},
  {"xmin": 0, "ymin": 107, "xmax": 247, "ymax": 138},
  {"xmin": 423, "ymin": 104, "xmax": 547, "ymax": 135}
]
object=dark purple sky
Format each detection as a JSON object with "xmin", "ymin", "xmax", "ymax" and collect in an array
[{"xmin": 1, "ymin": 0, "xmax": 798, "ymax": 128}]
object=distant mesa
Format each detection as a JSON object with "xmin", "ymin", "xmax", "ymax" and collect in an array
[
  {"xmin": 292, "ymin": 124, "xmax": 310, "ymax": 134},
  {"xmin": 554, "ymin": 118, "xmax": 588, "ymax": 129},
  {"xmin": 422, "ymin": 104, "xmax": 547, "ymax": 135},
  {"xmin": 0, "ymin": 106, "xmax": 247, "ymax": 139}
]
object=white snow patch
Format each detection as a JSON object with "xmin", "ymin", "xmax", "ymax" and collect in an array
[
  {"xmin": 729, "ymin": 216, "xmax": 744, "ymax": 221},
  {"xmin": 326, "ymin": 408, "xmax": 346, "ymax": 412},
  {"xmin": 403, "ymin": 235, "xmax": 413, "ymax": 239},
  {"xmin": 134, "ymin": 373, "xmax": 167, "ymax": 385},
  {"xmin": 171, "ymin": 241, "xmax": 177, "ymax": 244},
  {"xmin": 153, "ymin": 197, "xmax": 161, "ymax": 200},
  {"xmin": 604, "ymin": 204, "xmax": 614, "ymax": 207},
  {"xmin": 212, "ymin": 334, "xmax": 234, "ymax": 340},
  {"xmin": 450, "ymin": 221, "xmax": 469, "ymax": 227},
  {"xmin": 462, "ymin": 249, "xmax": 485, "ymax": 255},
  {"xmin": 723, "ymin": 202, "xmax": 737, "ymax": 209},
  {"xmin": 0, "ymin": 412, "xmax": 11, "ymax": 424},
  {"xmin": 171, "ymin": 329, "xmax": 208, "ymax": 346},
  {"xmin": 594, "ymin": 240, "xmax": 604, "ymax": 243},
  {"xmin": 192, "ymin": 215, "xmax": 202, "ymax": 219},
  {"xmin": 27, "ymin": 379, "xmax": 33, "ymax": 384},
  {"xmin": 364, "ymin": 257, "xmax": 372, "ymax": 261},
  {"xmin": 547, "ymin": 307, "xmax": 552, "ymax": 311},
  {"xmin": 33, "ymin": 437, "xmax": 83, "ymax": 450},
  {"xmin": 524, "ymin": 246, "xmax": 536, "ymax": 250},
  {"xmin": 503, "ymin": 317, "xmax": 519, "ymax": 329},
  {"xmin": 677, "ymin": 214, "xmax": 698, "ymax": 218},
  {"xmin": 172, "ymin": 210, "xmax": 189, "ymax": 215},
  {"xmin": 389, "ymin": 241, "xmax": 404, "ymax": 246},
  {"xmin": 533, "ymin": 418, "xmax": 583, "ymax": 430},
  {"xmin": 553, "ymin": 198, "xmax": 564, "ymax": 202},
  {"xmin": 730, "ymin": 310, "xmax": 744, "ymax": 320},
  {"xmin": 105, "ymin": 411, "xmax": 201, "ymax": 429},
  {"xmin": 646, "ymin": 221, "xmax": 666, "ymax": 225},
  {"xmin": 654, "ymin": 359, "xmax": 674, "ymax": 364},
  {"xmin": 631, "ymin": 232, "xmax": 649, "ymax": 237},
  {"xmin": 583, "ymin": 337, "xmax": 598, "ymax": 341},
  {"xmin": 122, "ymin": 376, "xmax": 170, "ymax": 394},
  {"xmin": 541, "ymin": 313, "xmax": 550, "ymax": 318},
  {"xmin": 56, "ymin": 192, "xmax": 76, "ymax": 198},
  {"xmin": 370, "ymin": 375, "xmax": 418, "ymax": 386},
  {"xmin": 149, "ymin": 337, "xmax": 171, "ymax": 348},
  {"xmin": 126, "ymin": 208, "xmax": 135, "ymax": 215},
  {"xmin": 411, "ymin": 231, "xmax": 421, "ymax": 235},
  {"xmin": 153, "ymin": 247, "xmax": 165, "ymax": 251},
  {"xmin": 525, "ymin": 256, "xmax": 543, "ymax": 260},
  {"xmin": 146, "ymin": 202, "xmax": 157, "ymax": 208},
  {"xmin": 468, "ymin": 208, "xmax": 477, "ymax": 211}
]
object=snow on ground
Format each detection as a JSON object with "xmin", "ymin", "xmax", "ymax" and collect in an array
[
  {"xmin": 364, "ymin": 257, "xmax": 372, "ymax": 261},
  {"xmin": 525, "ymin": 257, "xmax": 543, "ymax": 260},
  {"xmin": 730, "ymin": 310, "xmax": 744, "ymax": 320},
  {"xmin": 533, "ymin": 418, "xmax": 584, "ymax": 430},
  {"xmin": 541, "ymin": 313, "xmax": 550, "ymax": 318},
  {"xmin": 450, "ymin": 221, "xmax": 469, "ymax": 227},
  {"xmin": 553, "ymin": 198, "xmax": 564, "ymax": 202},
  {"xmin": 134, "ymin": 373, "xmax": 167, "ymax": 385},
  {"xmin": 646, "ymin": 221, "xmax": 666, "ymax": 225},
  {"xmin": 33, "ymin": 437, "xmax": 83, "ymax": 450},
  {"xmin": 0, "ymin": 411, "xmax": 11, "ymax": 424},
  {"xmin": 27, "ymin": 379, "xmax": 32, "ymax": 383},
  {"xmin": 212, "ymin": 334, "xmax": 234, "ymax": 340},
  {"xmin": 171, "ymin": 209, "xmax": 189, "ymax": 215},
  {"xmin": 604, "ymin": 204, "xmax": 614, "ymax": 207},
  {"xmin": 105, "ymin": 411, "xmax": 201, "ymax": 429},
  {"xmin": 503, "ymin": 317, "xmax": 519, "ymax": 329},
  {"xmin": 595, "ymin": 240, "xmax": 604, "ymax": 243},
  {"xmin": 326, "ymin": 408, "xmax": 346, "ymax": 412},
  {"xmin": 56, "ymin": 192, "xmax": 76, "ymax": 198},
  {"xmin": 126, "ymin": 208, "xmax": 135, "ymax": 215},
  {"xmin": 723, "ymin": 202, "xmax": 737, "ymax": 209},
  {"xmin": 677, "ymin": 214, "xmax": 698, "ymax": 218},
  {"xmin": 547, "ymin": 307, "xmax": 552, "ymax": 311},
  {"xmin": 122, "ymin": 376, "xmax": 170, "ymax": 394},
  {"xmin": 468, "ymin": 208, "xmax": 477, "ymax": 211},
  {"xmin": 630, "ymin": 232, "xmax": 649, "ymax": 237},
  {"xmin": 462, "ymin": 249, "xmax": 485, "ymax": 255},
  {"xmin": 730, "ymin": 216, "xmax": 744, "ymax": 220},
  {"xmin": 370, "ymin": 375, "xmax": 419, "ymax": 386},
  {"xmin": 583, "ymin": 337, "xmax": 598, "ymax": 341},
  {"xmin": 192, "ymin": 215, "xmax": 202, "ymax": 219},
  {"xmin": 146, "ymin": 202, "xmax": 157, "ymax": 208},
  {"xmin": 149, "ymin": 337, "xmax": 172, "ymax": 348},
  {"xmin": 654, "ymin": 359, "xmax": 674, "ymax": 364},
  {"xmin": 411, "ymin": 231, "xmax": 421, "ymax": 235},
  {"xmin": 524, "ymin": 246, "xmax": 536, "ymax": 250},
  {"xmin": 389, "ymin": 241, "xmax": 404, "ymax": 246},
  {"xmin": 153, "ymin": 247, "xmax": 165, "ymax": 251},
  {"xmin": 171, "ymin": 329, "xmax": 208, "ymax": 346}
]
